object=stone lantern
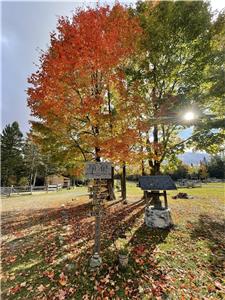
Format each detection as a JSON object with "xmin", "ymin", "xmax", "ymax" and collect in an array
[{"xmin": 138, "ymin": 175, "xmax": 177, "ymax": 228}]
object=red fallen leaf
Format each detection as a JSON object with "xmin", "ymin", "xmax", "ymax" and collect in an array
[
  {"xmin": 7, "ymin": 256, "xmax": 17, "ymax": 263},
  {"xmin": 15, "ymin": 232, "xmax": 24, "ymax": 238},
  {"xmin": 135, "ymin": 258, "xmax": 145, "ymax": 265},
  {"xmin": 97, "ymin": 286, "xmax": 103, "ymax": 293},
  {"xmin": 207, "ymin": 284, "xmax": 215, "ymax": 292},
  {"xmin": 43, "ymin": 270, "xmax": 55, "ymax": 279},
  {"xmin": 151, "ymin": 284, "xmax": 162, "ymax": 297},
  {"xmin": 186, "ymin": 222, "xmax": 193, "ymax": 229},
  {"xmin": 134, "ymin": 245, "xmax": 146, "ymax": 256},
  {"xmin": 59, "ymin": 272, "xmax": 68, "ymax": 286},
  {"xmin": 109, "ymin": 289, "xmax": 115, "ymax": 297},
  {"xmin": 10, "ymin": 284, "xmax": 21, "ymax": 294}
]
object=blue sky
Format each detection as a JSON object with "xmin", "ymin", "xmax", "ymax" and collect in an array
[{"xmin": 1, "ymin": 0, "xmax": 225, "ymax": 135}]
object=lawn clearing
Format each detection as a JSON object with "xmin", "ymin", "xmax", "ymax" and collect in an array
[{"xmin": 1, "ymin": 183, "xmax": 225, "ymax": 299}]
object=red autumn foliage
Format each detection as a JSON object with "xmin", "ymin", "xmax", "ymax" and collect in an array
[{"xmin": 27, "ymin": 4, "xmax": 143, "ymax": 163}]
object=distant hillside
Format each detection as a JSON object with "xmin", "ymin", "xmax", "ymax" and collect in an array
[{"xmin": 178, "ymin": 152, "xmax": 210, "ymax": 165}]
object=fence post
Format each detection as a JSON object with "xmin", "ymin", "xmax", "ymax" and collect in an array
[{"xmin": 10, "ymin": 185, "xmax": 13, "ymax": 197}]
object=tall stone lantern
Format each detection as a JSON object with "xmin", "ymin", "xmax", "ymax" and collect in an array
[{"xmin": 138, "ymin": 175, "xmax": 177, "ymax": 228}]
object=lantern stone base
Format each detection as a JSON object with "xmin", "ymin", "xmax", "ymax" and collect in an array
[
  {"xmin": 145, "ymin": 207, "xmax": 173, "ymax": 229},
  {"xmin": 90, "ymin": 253, "xmax": 102, "ymax": 268}
]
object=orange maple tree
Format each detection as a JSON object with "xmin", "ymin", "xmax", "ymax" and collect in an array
[{"xmin": 27, "ymin": 4, "xmax": 142, "ymax": 166}]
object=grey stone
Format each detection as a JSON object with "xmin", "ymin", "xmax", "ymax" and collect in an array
[
  {"xmin": 65, "ymin": 263, "xmax": 76, "ymax": 272},
  {"xmin": 90, "ymin": 253, "xmax": 102, "ymax": 268},
  {"xmin": 145, "ymin": 207, "xmax": 173, "ymax": 228}
]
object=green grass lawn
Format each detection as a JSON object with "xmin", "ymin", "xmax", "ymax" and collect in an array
[{"xmin": 1, "ymin": 182, "xmax": 224, "ymax": 299}]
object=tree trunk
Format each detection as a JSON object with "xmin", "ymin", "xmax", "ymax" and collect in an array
[
  {"xmin": 5, "ymin": 169, "xmax": 9, "ymax": 187},
  {"xmin": 150, "ymin": 124, "xmax": 162, "ymax": 209},
  {"xmin": 107, "ymin": 166, "xmax": 116, "ymax": 200},
  {"xmin": 30, "ymin": 172, "xmax": 33, "ymax": 186},
  {"xmin": 152, "ymin": 124, "xmax": 160, "ymax": 173},
  {"xmin": 107, "ymin": 180, "xmax": 116, "ymax": 200},
  {"xmin": 95, "ymin": 146, "xmax": 101, "ymax": 162},
  {"xmin": 152, "ymin": 161, "xmax": 161, "ymax": 175},
  {"xmin": 141, "ymin": 160, "xmax": 145, "ymax": 176},
  {"xmin": 121, "ymin": 163, "xmax": 127, "ymax": 202},
  {"xmin": 32, "ymin": 170, "xmax": 37, "ymax": 187},
  {"xmin": 120, "ymin": 173, "xmax": 123, "ymax": 197},
  {"xmin": 111, "ymin": 166, "xmax": 114, "ymax": 189},
  {"xmin": 141, "ymin": 161, "xmax": 147, "ymax": 200}
]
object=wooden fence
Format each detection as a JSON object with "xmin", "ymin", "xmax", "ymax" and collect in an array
[{"xmin": 0, "ymin": 184, "xmax": 63, "ymax": 197}]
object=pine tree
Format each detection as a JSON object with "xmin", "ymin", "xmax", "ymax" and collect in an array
[{"xmin": 1, "ymin": 122, "xmax": 24, "ymax": 186}]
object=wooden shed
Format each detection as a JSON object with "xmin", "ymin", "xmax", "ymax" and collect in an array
[{"xmin": 46, "ymin": 175, "xmax": 70, "ymax": 188}]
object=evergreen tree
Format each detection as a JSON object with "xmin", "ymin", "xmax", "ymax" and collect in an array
[
  {"xmin": 207, "ymin": 155, "xmax": 225, "ymax": 179},
  {"xmin": 1, "ymin": 122, "xmax": 24, "ymax": 186}
]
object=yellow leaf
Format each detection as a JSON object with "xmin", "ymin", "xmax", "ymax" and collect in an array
[{"xmin": 59, "ymin": 272, "xmax": 68, "ymax": 286}]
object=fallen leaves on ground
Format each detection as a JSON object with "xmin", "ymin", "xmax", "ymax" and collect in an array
[{"xmin": 1, "ymin": 185, "xmax": 225, "ymax": 299}]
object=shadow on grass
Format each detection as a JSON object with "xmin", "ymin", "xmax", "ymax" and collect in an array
[
  {"xmin": 1, "ymin": 202, "xmax": 92, "ymax": 235},
  {"xmin": 98, "ymin": 222, "xmax": 171, "ymax": 299},
  {"xmin": 190, "ymin": 214, "xmax": 225, "ymax": 277},
  {"xmin": 1, "ymin": 199, "xmax": 147, "ymax": 299},
  {"xmin": 102, "ymin": 200, "xmax": 145, "ymax": 244},
  {"xmin": 129, "ymin": 223, "xmax": 171, "ymax": 249},
  {"xmin": 2, "ymin": 196, "xmax": 176, "ymax": 299},
  {"xmin": 106, "ymin": 197, "xmax": 144, "ymax": 209}
]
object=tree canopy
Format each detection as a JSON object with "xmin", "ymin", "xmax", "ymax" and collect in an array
[
  {"xmin": 27, "ymin": 1, "xmax": 225, "ymax": 177},
  {"xmin": 191, "ymin": 9, "xmax": 225, "ymax": 153},
  {"xmin": 131, "ymin": 0, "xmax": 216, "ymax": 174},
  {"xmin": 27, "ymin": 4, "xmax": 143, "ymax": 165}
]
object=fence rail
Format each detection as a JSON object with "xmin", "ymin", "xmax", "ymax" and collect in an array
[{"xmin": 1, "ymin": 184, "xmax": 63, "ymax": 197}]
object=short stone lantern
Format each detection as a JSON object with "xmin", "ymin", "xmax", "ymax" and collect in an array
[{"xmin": 138, "ymin": 175, "xmax": 177, "ymax": 229}]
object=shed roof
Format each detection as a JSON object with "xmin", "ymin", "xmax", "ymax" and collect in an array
[{"xmin": 139, "ymin": 175, "xmax": 177, "ymax": 191}]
